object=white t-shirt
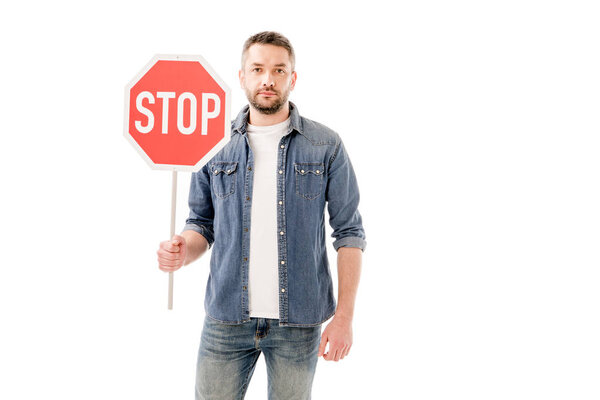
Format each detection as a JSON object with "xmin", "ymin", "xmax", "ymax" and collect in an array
[{"xmin": 246, "ymin": 118, "xmax": 290, "ymax": 319}]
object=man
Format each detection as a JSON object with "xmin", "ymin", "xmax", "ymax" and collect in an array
[{"xmin": 157, "ymin": 31, "xmax": 366, "ymax": 399}]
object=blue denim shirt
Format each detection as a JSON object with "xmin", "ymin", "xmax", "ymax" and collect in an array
[{"xmin": 183, "ymin": 102, "xmax": 366, "ymax": 327}]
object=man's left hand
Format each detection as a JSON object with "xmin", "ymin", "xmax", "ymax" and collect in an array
[{"xmin": 318, "ymin": 316, "xmax": 353, "ymax": 361}]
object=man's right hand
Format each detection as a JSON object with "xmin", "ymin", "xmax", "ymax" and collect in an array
[{"xmin": 157, "ymin": 235, "xmax": 187, "ymax": 272}]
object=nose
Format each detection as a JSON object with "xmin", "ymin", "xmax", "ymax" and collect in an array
[{"xmin": 261, "ymin": 72, "xmax": 274, "ymax": 87}]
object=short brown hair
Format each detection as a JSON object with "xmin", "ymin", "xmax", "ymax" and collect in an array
[{"xmin": 241, "ymin": 31, "xmax": 295, "ymax": 70}]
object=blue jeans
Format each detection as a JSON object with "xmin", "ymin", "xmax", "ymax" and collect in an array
[{"xmin": 196, "ymin": 316, "xmax": 322, "ymax": 400}]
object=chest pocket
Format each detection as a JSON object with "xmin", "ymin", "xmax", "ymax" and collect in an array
[
  {"xmin": 295, "ymin": 162, "xmax": 324, "ymax": 200},
  {"xmin": 210, "ymin": 161, "xmax": 238, "ymax": 199}
]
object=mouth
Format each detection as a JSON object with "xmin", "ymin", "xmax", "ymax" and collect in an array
[{"xmin": 258, "ymin": 91, "xmax": 277, "ymax": 97}]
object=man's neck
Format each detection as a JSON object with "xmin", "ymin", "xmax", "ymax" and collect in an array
[{"xmin": 248, "ymin": 102, "xmax": 290, "ymax": 126}]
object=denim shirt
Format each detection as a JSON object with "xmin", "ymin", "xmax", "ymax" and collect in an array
[{"xmin": 183, "ymin": 102, "xmax": 366, "ymax": 327}]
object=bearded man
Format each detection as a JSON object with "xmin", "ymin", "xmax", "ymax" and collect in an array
[{"xmin": 157, "ymin": 31, "xmax": 366, "ymax": 400}]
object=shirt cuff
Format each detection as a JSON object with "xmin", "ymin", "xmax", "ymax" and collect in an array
[
  {"xmin": 333, "ymin": 236, "xmax": 367, "ymax": 252},
  {"xmin": 182, "ymin": 224, "xmax": 214, "ymax": 249}
]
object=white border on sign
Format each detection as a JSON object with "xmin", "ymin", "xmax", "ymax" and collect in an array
[{"xmin": 123, "ymin": 54, "xmax": 232, "ymax": 173}]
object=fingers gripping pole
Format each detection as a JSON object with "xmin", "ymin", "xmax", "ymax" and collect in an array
[{"xmin": 168, "ymin": 170, "xmax": 177, "ymax": 310}]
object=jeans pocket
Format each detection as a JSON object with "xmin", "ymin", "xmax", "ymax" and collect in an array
[
  {"xmin": 210, "ymin": 161, "xmax": 238, "ymax": 199},
  {"xmin": 295, "ymin": 162, "xmax": 324, "ymax": 200}
]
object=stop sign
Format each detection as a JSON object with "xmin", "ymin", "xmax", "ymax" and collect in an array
[{"xmin": 124, "ymin": 54, "xmax": 231, "ymax": 172}]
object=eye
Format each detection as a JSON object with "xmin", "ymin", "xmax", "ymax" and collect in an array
[
  {"xmin": 252, "ymin": 67, "xmax": 261, "ymax": 72},
  {"xmin": 277, "ymin": 69, "xmax": 286, "ymax": 74}
]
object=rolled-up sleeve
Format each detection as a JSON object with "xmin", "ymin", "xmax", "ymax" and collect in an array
[
  {"xmin": 325, "ymin": 139, "xmax": 367, "ymax": 252},
  {"xmin": 183, "ymin": 164, "xmax": 215, "ymax": 249}
]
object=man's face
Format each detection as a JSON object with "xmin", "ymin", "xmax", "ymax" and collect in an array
[{"xmin": 239, "ymin": 44, "xmax": 297, "ymax": 115}]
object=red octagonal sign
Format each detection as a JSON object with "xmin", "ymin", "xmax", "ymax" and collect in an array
[{"xmin": 124, "ymin": 54, "xmax": 231, "ymax": 172}]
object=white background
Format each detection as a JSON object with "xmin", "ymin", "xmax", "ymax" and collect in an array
[{"xmin": 1, "ymin": 1, "xmax": 599, "ymax": 399}]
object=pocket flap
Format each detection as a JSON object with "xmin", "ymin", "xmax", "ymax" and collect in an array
[
  {"xmin": 210, "ymin": 162, "xmax": 238, "ymax": 175},
  {"xmin": 294, "ymin": 163, "xmax": 324, "ymax": 175}
]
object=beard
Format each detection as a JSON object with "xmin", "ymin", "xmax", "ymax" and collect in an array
[{"xmin": 245, "ymin": 87, "xmax": 290, "ymax": 115}]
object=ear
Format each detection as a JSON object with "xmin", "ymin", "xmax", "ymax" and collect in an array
[
  {"xmin": 238, "ymin": 69, "xmax": 245, "ymax": 89},
  {"xmin": 290, "ymin": 70, "xmax": 297, "ymax": 91}
]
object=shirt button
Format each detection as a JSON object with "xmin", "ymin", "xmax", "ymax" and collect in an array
[
  {"xmin": 280, "ymin": 231, "xmax": 284, "ymax": 235},
  {"xmin": 301, "ymin": 169, "xmax": 305, "ymax": 173},
  {"xmin": 278, "ymin": 201, "xmax": 283, "ymax": 205},
  {"xmin": 243, "ymin": 286, "xmax": 247, "ymax": 290},
  {"xmin": 243, "ymin": 257, "xmax": 248, "ymax": 262},
  {"xmin": 248, "ymin": 166, "xmax": 252, "ymax": 171},
  {"xmin": 244, "ymin": 228, "xmax": 248, "ymax": 232},
  {"xmin": 280, "ymin": 145, "xmax": 284, "ymax": 149},
  {"xmin": 246, "ymin": 196, "xmax": 250, "ymax": 201},
  {"xmin": 281, "ymin": 261, "xmax": 285, "ymax": 265},
  {"xmin": 316, "ymin": 170, "xmax": 320, "ymax": 174},
  {"xmin": 281, "ymin": 288, "xmax": 285, "ymax": 293}
]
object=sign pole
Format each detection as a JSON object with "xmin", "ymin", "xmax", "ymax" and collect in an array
[{"xmin": 168, "ymin": 169, "xmax": 177, "ymax": 310}]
